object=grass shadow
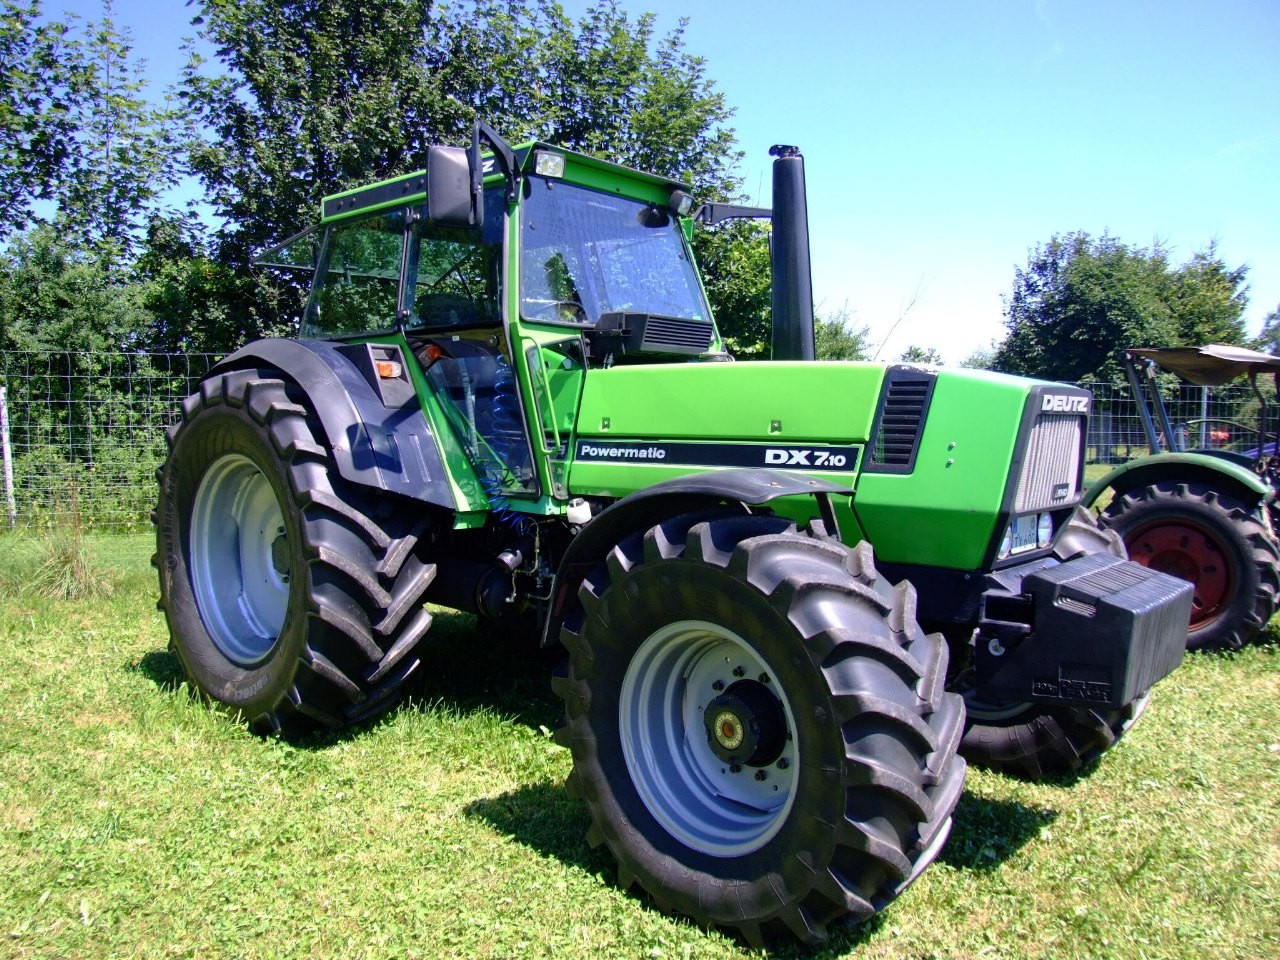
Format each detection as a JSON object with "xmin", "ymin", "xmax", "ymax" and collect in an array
[{"xmin": 937, "ymin": 791, "xmax": 1057, "ymax": 871}]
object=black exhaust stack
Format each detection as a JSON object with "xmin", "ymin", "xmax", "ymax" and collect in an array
[{"xmin": 769, "ymin": 145, "xmax": 815, "ymax": 361}]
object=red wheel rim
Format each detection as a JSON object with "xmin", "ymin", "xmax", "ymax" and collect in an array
[{"xmin": 1123, "ymin": 520, "xmax": 1234, "ymax": 631}]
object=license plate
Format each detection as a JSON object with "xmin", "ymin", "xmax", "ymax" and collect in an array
[{"xmin": 1009, "ymin": 514, "xmax": 1039, "ymax": 554}]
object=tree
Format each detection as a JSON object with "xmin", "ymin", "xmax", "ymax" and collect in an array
[
  {"xmin": 992, "ymin": 232, "xmax": 1249, "ymax": 383},
  {"xmin": 900, "ymin": 345, "xmax": 941, "ymax": 365},
  {"xmin": 0, "ymin": 0, "xmax": 80, "ymax": 241},
  {"xmin": 1252, "ymin": 305, "xmax": 1280, "ymax": 354},
  {"xmin": 57, "ymin": 3, "xmax": 181, "ymax": 262},
  {"xmin": 183, "ymin": 0, "xmax": 740, "ymax": 254},
  {"xmin": 815, "ymin": 308, "xmax": 871, "ymax": 361},
  {"xmin": 0, "ymin": 224, "xmax": 148, "ymax": 352},
  {"xmin": 694, "ymin": 219, "xmax": 771, "ymax": 357},
  {"xmin": 960, "ymin": 348, "xmax": 995, "ymax": 370},
  {"xmin": 0, "ymin": 0, "xmax": 181, "ymax": 257}
]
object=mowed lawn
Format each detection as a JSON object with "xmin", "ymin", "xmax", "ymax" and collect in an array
[{"xmin": 0, "ymin": 533, "xmax": 1277, "ymax": 960}]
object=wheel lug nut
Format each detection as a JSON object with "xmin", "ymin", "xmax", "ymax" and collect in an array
[
  {"xmin": 729, "ymin": 764, "xmax": 741, "ymax": 774},
  {"xmin": 758, "ymin": 673, "xmax": 770, "ymax": 684},
  {"xmin": 755, "ymin": 770, "xmax": 767, "ymax": 782},
  {"xmin": 776, "ymin": 757, "xmax": 789, "ymax": 770},
  {"xmin": 712, "ymin": 680, "xmax": 725, "ymax": 691},
  {"xmin": 732, "ymin": 666, "xmax": 745, "ymax": 678}
]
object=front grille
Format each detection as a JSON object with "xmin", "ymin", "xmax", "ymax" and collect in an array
[{"xmin": 1014, "ymin": 413, "xmax": 1082, "ymax": 512}]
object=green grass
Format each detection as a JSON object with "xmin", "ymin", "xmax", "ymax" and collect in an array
[{"xmin": 1, "ymin": 534, "xmax": 1277, "ymax": 960}]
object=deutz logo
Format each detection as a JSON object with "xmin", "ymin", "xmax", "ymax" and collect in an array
[{"xmin": 1041, "ymin": 394, "xmax": 1090, "ymax": 414}]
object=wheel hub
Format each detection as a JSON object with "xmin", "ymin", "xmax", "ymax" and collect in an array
[
  {"xmin": 189, "ymin": 453, "xmax": 290, "ymax": 666},
  {"xmin": 619, "ymin": 620, "xmax": 799, "ymax": 857},
  {"xmin": 704, "ymin": 680, "xmax": 787, "ymax": 766},
  {"xmin": 270, "ymin": 531, "xmax": 292, "ymax": 580},
  {"xmin": 1125, "ymin": 520, "xmax": 1232, "ymax": 627}
]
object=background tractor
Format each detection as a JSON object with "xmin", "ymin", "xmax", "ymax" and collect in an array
[
  {"xmin": 1084, "ymin": 345, "xmax": 1280, "ymax": 650},
  {"xmin": 154, "ymin": 123, "xmax": 1192, "ymax": 945}
]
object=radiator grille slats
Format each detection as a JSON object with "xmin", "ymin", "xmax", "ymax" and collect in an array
[{"xmin": 1015, "ymin": 414, "xmax": 1082, "ymax": 512}]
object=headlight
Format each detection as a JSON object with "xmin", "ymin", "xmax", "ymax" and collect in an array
[{"xmin": 1038, "ymin": 512, "xmax": 1054, "ymax": 548}]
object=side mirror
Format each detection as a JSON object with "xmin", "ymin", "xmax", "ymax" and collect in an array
[{"xmin": 426, "ymin": 145, "xmax": 479, "ymax": 228}]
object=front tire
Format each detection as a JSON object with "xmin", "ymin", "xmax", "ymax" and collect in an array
[
  {"xmin": 952, "ymin": 507, "xmax": 1153, "ymax": 778},
  {"xmin": 155, "ymin": 369, "xmax": 436, "ymax": 735},
  {"xmin": 958, "ymin": 691, "xmax": 1150, "ymax": 779},
  {"xmin": 1102, "ymin": 481, "xmax": 1280, "ymax": 650},
  {"xmin": 552, "ymin": 513, "xmax": 965, "ymax": 946}
]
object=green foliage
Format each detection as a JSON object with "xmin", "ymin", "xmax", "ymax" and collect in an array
[
  {"xmin": 0, "ymin": 225, "xmax": 150, "ymax": 352},
  {"xmin": 693, "ymin": 219, "xmax": 771, "ymax": 357},
  {"xmin": 960, "ymin": 348, "xmax": 995, "ymax": 370},
  {"xmin": 815, "ymin": 308, "xmax": 872, "ymax": 361},
  {"xmin": 0, "ymin": 0, "xmax": 77, "ymax": 242},
  {"xmin": 1250, "ymin": 304, "xmax": 1280, "ymax": 354},
  {"xmin": 0, "ymin": 0, "xmax": 181, "ymax": 257},
  {"xmin": 993, "ymin": 232, "xmax": 1249, "ymax": 383},
  {"xmin": 900, "ymin": 344, "xmax": 942, "ymax": 365}
]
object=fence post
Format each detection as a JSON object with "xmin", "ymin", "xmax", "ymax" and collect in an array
[{"xmin": 1, "ymin": 385, "xmax": 15, "ymax": 529}]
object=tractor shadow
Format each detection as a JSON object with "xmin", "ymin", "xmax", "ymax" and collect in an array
[
  {"xmin": 128, "ymin": 609, "xmax": 564, "ymax": 743},
  {"xmin": 466, "ymin": 776, "xmax": 1056, "ymax": 958},
  {"xmin": 935, "ymin": 791, "xmax": 1057, "ymax": 871},
  {"xmin": 398, "ymin": 609, "xmax": 566, "ymax": 734}
]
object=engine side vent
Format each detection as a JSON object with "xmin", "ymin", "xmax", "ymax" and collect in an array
[{"xmin": 867, "ymin": 367, "xmax": 937, "ymax": 474}]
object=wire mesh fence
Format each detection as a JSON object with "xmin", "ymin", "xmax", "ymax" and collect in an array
[
  {"xmin": 0, "ymin": 351, "xmax": 220, "ymax": 531},
  {"xmin": 1084, "ymin": 378, "xmax": 1275, "ymax": 465},
  {"xmin": 0, "ymin": 351, "xmax": 1273, "ymax": 529}
]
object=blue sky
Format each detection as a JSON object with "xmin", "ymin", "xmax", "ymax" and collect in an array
[{"xmin": 67, "ymin": 0, "xmax": 1280, "ymax": 363}]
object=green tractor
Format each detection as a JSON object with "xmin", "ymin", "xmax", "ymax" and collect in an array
[
  {"xmin": 155, "ymin": 124, "xmax": 1192, "ymax": 945},
  {"xmin": 1084, "ymin": 345, "xmax": 1280, "ymax": 650}
]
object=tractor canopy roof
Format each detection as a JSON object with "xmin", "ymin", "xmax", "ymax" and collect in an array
[{"xmin": 1128, "ymin": 344, "xmax": 1280, "ymax": 386}]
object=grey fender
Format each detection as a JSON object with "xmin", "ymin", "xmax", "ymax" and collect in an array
[
  {"xmin": 213, "ymin": 338, "xmax": 456, "ymax": 509},
  {"xmin": 541, "ymin": 469, "xmax": 853, "ymax": 646}
]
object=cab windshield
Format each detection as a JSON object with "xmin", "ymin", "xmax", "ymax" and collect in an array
[{"xmin": 519, "ymin": 177, "xmax": 708, "ymax": 326}]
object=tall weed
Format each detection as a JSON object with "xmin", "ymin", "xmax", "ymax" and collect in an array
[{"xmin": 26, "ymin": 488, "xmax": 114, "ymax": 600}]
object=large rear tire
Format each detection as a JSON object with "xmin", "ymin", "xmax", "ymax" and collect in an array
[
  {"xmin": 1101, "ymin": 481, "xmax": 1280, "ymax": 650},
  {"xmin": 552, "ymin": 513, "xmax": 965, "ymax": 946},
  {"xmin": 155, "ymin": 368, "xmax": 436, "ymax": 735}
]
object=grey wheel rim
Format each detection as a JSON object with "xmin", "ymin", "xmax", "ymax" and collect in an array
[
  {"xmin": 190, "ymin": 453, "xmax": 290, "ymax": 666},
  {"xmin": 619, "ymin": 620, "xmax": 799, "ymax": 857}
]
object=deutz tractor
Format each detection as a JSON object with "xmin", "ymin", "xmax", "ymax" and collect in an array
[
  {"xmin": 1084, "ymin": 345, "xmax": 1280, "ymax": 650},
  {"xmin": 154, "ymin": 123, "xmax": 1192, "ymax": 945}
]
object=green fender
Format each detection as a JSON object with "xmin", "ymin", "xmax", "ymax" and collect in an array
[{"xmin": 1083, "ymin": 451, "xmax": 1272, "ymax": 513}]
